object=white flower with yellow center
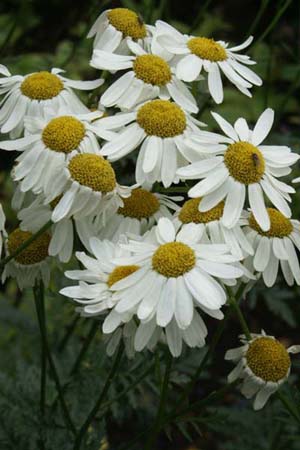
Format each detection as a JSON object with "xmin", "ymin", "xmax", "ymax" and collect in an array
[
  {"xmin": 91, "ymin": 40, "xmax": 198, "ymax": 113},
  {"xmin": 154, "ymin": 22, "xmax": 262, "ymax": 103},
  {"xmin": 225, "ymin": 332, "xmax": 300, "ymax": 410},
  {"xmin": 177, "ymin": 109, "xmax": 298, "ymax": 231},
  {"xmin": 174, "ymin": 197, "xmax": 253, "ymax": 259},
  {"xmin": 2, "ymin": 228, "xmax": 52, "ymax": 289},
  {"xmin": 45, "ymin": 152, "xmax": 134, "ymax": 226},
  {"xmin": 100, "ymin": 99, "xmax": 205, "ymax": 187},
  {"xmin": 87, "ymin": 8, "xmax": 149, "ymax": 53},
  {"xmin": 243, "ymin": 208, "xmax": 300, "ymax": 287},
  {"xmin": 98, "ymin": 187, "xmax": 181, "ymax": 242},
  {"xmin": 101, "ymin": 217, "xmax": 243, "ymax": 356},
  {"xmin": 17, "ymin": 194, "xmax": 95, "ymax": 263},
  {"xmin": 0, "ymin": 110, "xmax": 108, "ymax": 196},
  {"xmin": 0, "ymin": 67, "xmax": 103, "ymax": 137},
  {"xmin": 60, "ymin": 237, "xmax": 138, "ymax": 317}
]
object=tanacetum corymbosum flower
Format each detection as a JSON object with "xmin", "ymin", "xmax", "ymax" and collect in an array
[
  {"xmin": 177, "ymin": 109, "xmax": 298, "ymax": 231},
  {"xmin": 225, "ymin": 331, "xmax": 300, "ymax": 410},
  {"xmin": 0, "ymin": 67, "xmax": 103, "ymax": 137}
]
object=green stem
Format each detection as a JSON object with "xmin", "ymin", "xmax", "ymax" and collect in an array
[
  {"xmin": 70, "ymin": 321, "xmax": 99, "ymax": 376},
  {"xmin": 254, "ymin": 0, "xmax": 293, "ymax": 46},
  {"xmin": 145, "ymin": 353, "xmax": 173, "ymax": 450},
  {"xmin": 58, "ymin": 315, "xmax": 81, "ymax": 353},
  {"xmin": 33, "ymin": 282, "xmax": 76, "ymax": 437},
  {"xmin": 98, "ymin": 363, "xmax": 154, "ymax": 414},
  {"xmin": 227, "ymin": 286, "xmax": 251, "ymax": 341},
  {"xmin": 277, "ymin": 390, "xmax": 300, "ymax": 424},
  {"xmin": 246, "ymin": 0, "xmax": 270, "ymax": 37},
  {"xmin": 73, "ymin": 343, "xmax": 124, "ymax": 450},
  {"xmin": 0, "ymin": 220, "xmax": 52, "ymax": 270}
]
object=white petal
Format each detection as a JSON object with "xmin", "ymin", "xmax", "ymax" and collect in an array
[
  {"xmin": 248, "ymin": 183, "xmax": 270, "ymax": 231},
  {"xmin": 251, "ymin": 108, "xmax": 274, "ymax": 146},
  {"xmin": 211, "ymin": 112, "xmax": 239, "ymax": 140}
]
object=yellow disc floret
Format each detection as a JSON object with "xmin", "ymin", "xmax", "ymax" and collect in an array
[
  {"xmin": 107, "ymin": 8, "xmax": 146, "ymax": 39},
  {"xmin": 179, "ymin": 197, "xmax": 224, "ymax": 224},
  {"xmin": 133, "ymin": 55, "xmax": 172, "ymax": 86},
  {"xmin": 137, "ymin": 100, "xmax": 186, "ymax": 138},
  {"xmin": 118, "ymin": 188, "xmax": 159, "ymax": 219},
  {"xmin": 249, "ymin": 208, "xmax": 292, "ymax": 238},
  {"xmin": 7, "ymin": 228, "xmax": 50, "ymax": 265},
  {"xmin": 42, "ymin": 116, "xmax": 85, "ymax": 154},
  {"xmin": 107, "ymin": 265, "xmax": 140, "ymax": 287},
  {"xmin": 188, "ymin": 37, "xmax": 227, "ymax": 61},
  {"xmin": 152, "ymin": 242, "xmax": 195, "ymax": 278},
  {"xmin": 21, "ymin": 71, "xmax": 63, "ymax": 100},
  {"xmin": 246, "ymin": 337, "xmax": 290, "ymax": 382},
  {"xmin": 224, "ymin": 141, "xmax": 265, "ymax": 184},
  {"xmin": 68, "ymin": 154, "xmax": 116, "ymax": 193}
]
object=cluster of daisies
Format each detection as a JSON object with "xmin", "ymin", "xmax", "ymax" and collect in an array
[{"xmin": 0, "ymin": 7, "xmax": 299, "ymax": 410}]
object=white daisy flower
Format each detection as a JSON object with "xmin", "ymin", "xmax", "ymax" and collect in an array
[
  {"xmin": 17, "ymin": 194, "xmax": 95, "ymax": 263},
  {"xmin": 2, "ymin": 227, "xmax": 52, "ymax": 289},
  {"xmin": 0, "ymin": 204, "xmax": 7, "ymax": 258},
  {"xmin": 177, "ymin": 109, "xmax": 299, "ymax": 231},
  {"xmin": 154, "ymin": 22, "xmax": 262, "ymax": 103},
  {"xmin": 91, "ymin": 40, "xmax": 198, "ymax": 113},
  {"xmin": 174, "ymin": 197, "xmax": 253, "ymax": 259},
  {"xmin": 98, "ymin": 187, "xmax": 181, "ymax": 242},
  {"xmin": 243, "ymin": 208, "xmax": 300, "ymax": 287},
  {"xmin": 225, "ymin": 331, "xmax": 300, "ymax": 410},
  {"xmin": 87, "ymin": 8, "xmax": 149, "ymax": 53},
  {"xmin": 45, "ymin": 152, "xmax": 134, "ymax": 226},
  {"xmin": 0, "ymin": 109, "xmax": 108, "ymax": 196},
  {"xmin": 0, "ymin": 67, "xmax": 103, "ymax": 137},
  {"xmin": 60, "ymin": 237, "xmax": 137, "ymax": 317},
  {"xmin": 104, "ymin": 320, "xmax": 137, "ymax": 359},
  {"xmin": 101, "ymin": 217, "xmax": 243, "ymax": 356},
  {"xmin": 100, "ymin": 99, "xmax": 205, "ymax": 187}
]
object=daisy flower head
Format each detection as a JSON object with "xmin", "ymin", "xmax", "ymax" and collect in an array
[
  {"xmin": 0, "ymin": 67, "xmax": 103, "ymax": 137},
  {"xmin": 2, "ymin": 227, "xmax": 52, "ymax": 289},
  {"xmin": 155, "ymin": 24, "xmax": 262, "ymax": 104},
  {"xmin": 0, "ymin": 109, "xmax": 107, "ymax": 197},
  {"xmin": 177, "ymin": 109, "xmax": 299, "ymax": 231},
  {"xmin": 98, "ymin": 187, "xmax": 182, "ymax": 242},
  {"xmin": 225, "ymin": 331, "xmax": 300, "ymax": 410},
  {"xmin": 87, "ymin": 8, "xmax": 149, "ymax": 53},
  {"xmin": 174, "ymin": 197, "xmax": 254, "ymax": 259},
  {"xmin": 91, "ymin": 40, "xmax": 198, "ymax": 113},
  {"xmin": 60, "ymin": 237, "xmax": 138, "ymax": 318},
  {"xmin": 243, "ymin": 208, "xmax": 300, "ymax": 287},
  {"xmin": 100, "ymin": 99, "xmax": 205, "ymax": 187},
  {"xmin": 102, "ymin": 217, "xmax": 244, "ymax": 356},
  {"xmin": 46, "ymin": 151, "xmax": 134, "ymax": 226}
]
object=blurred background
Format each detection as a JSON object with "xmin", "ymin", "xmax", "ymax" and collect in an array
[{"xmin": 0, "ymin": 1, "xmax": 300, "ymax": 449}]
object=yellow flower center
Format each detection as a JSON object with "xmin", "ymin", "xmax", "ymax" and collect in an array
[
  {"xmin": 152, "ymin": 242, "xmax": 195, "ymax": 278},
  {"xmin": 224, "ymin": 141, "xmax": 265, "ymax": 185},
  {"xmin": 249, "ymin": 208, "xmax": 292, "ymax": 238},
  {"xmin": 137, "ymin": 100, "xmax": 186, "ymax": 138},
  {"xmin": 7, "ymin": 228, "xmax": 50, "ymax": 265},
  {"xmin": 42, "ymin": 116, "xmax": 85, "ymax": 154},
  {"xmin": 133, "ymin": 55, "xmax": 172, "ymax": 86},
  {"xmin": 20, "ymin": 71, "xmax": 63, "ymax": 100},
  {"xmin": 107, "ymin": 265, "xmax": 140, "ymax": 287},
  {"xmin": 246, "ymin": 337, "xmax": 291, "ymax": 382},
  {"xmin": 107, "ymin": 8, "xmax": 146, "ymax": 39},
  {"xmin": 118, "ymin": 188, "xmax": 160, "ymax": 220},
  {"xmin": 188, "ymin": 37, "xmax": 227, "ymax": 61},
  {"xmin": 68, "ymin": 154, "xmax": 116, "ymax": 193},
  {"xmin": 179, "ymin": 197, "xmax": 224, "ymax": 224}
]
